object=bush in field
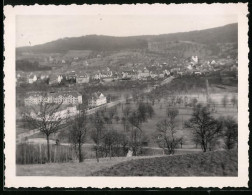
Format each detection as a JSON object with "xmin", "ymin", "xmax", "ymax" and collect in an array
[
  {"xmin": 191, "ymin": 97, "xmax": 198, "ymax": 107},
  {"xmin": 184, "ymin": 104, "xmax": 222, "ymax": 152},
  {"xmin": 221, "ymin": 116, "xmax": 238, "ymax": 150}
]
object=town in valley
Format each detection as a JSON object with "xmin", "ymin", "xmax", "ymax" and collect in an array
[{"xmin": 16, "ymin": 22, "xmax": 238, "ymax": 177}]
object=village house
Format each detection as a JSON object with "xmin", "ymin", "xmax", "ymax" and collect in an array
[
  {"xmin": 163, "ymin": 69, "xmax": 171, "ymax": 77},
  {"xmin": 66, "ymin": 71, "xmax": 77, "ymax": 82},
  {"xmin": 53, "ymin": 106, "xmax": 79, "ymax": 119},
  {"xmin": 150, "ymin": 70, "xmax": 159, "ymax": 79},
  {"xmin": 16, "ymin": 77, "xmax": 27, "ymax": 86},
  {"xmin": 88, "ymin": 92, "xmax": 107, "ymax": 108},
  {"xmin": 28, "ymin": 74, "xmax": 37, "ymax": 84},
  {"xmin": 92, "ymin": 71, "xmax": 101, "ymax": 80},
  {"xmin": 76, "ymin": 73, "xmax": 90, "ymax": 84},
  {"xmin": 121, "ymin": 70, "xmax": 134, "ymax": 80},
  {"xmin": 24, "ymin": 91, "xmax": 82, "ymax": 106},
  {"xmin": 58, "ymin": 75, "xmax": 64, "ymax": 83},
  {"xmin": 49, "ymin": 75, "xmax": 59, "ymax": 85},
  {"xmin": 138, "ymin": 67, "xmax": 150, "ymax": 79},
  {"xmin": 100, "ymin": 70, "xmax": 113, "ymax": 78},
  {"xmin": 40, "ymin": 74, "xmax": 48, "ymax": 80},
  {"xmin": 191, "ymin": 56, "xmax": 199, "ymax": 64}
]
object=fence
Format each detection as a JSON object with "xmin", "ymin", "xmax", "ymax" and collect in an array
[{"xmin": 16, "ymin": 143, "xmax": 75, "ymax": 164}]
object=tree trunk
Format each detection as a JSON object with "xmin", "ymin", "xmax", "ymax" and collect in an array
[
  {"xmin": 96, "ymin": 147, "xmax": 99, "ymax": 162},
  {"xmin": 202, "ymin": 144, "xmax": 207, "ymax": 152},
  {"xmin": 78, "ymin": 143, "xmax": 83, "ymax": 162},
  {"xmin": 46, "ymin": 135, "xmax": 50, "ymax": 163}
]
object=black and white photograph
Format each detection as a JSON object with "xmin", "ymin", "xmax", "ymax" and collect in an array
[{"xmin": 4, "ymin": 3, "xmax": 249, "ymax": 188}]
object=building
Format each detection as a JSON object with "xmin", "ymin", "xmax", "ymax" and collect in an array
[
  {"xmin": 54, "ymin": 106, "xmax": 79, "ymax": 119},
  {"xmin": 76, "ymin": 73, "xmax": 90, "ymax": 84},
  {"xmin": 49, "ymin": 75, "xmax": 58, "ymax": 85},
  {"xmin": 88, "ymin": 92, "xmax": 107, "ymax": 108},
  {"xmin": 191, "ymin": 56, "xmax": 199, "ymax": 64},
  {"xmin": 16, "ymin": 77, "xmax": 27, "ymax": 86},
  {"xmin": 122, "ymin": 70, "xmax": 134, "ymax": 80},
  {"xmin": 66, "ymin": 71, "xmax": 77, "ymax": 82},
  {"xmin": 28, "ymin": 75, "xmax": 37, "ymax": 84},
  {"xmin": 100, "ymin": 71, "xmax": 113, "ymax": 78},
  {"xmin": 58, "ymin": 75, "xmax": 64, "ymax": 83},
  {"xmin": 24, "ymin": 91, "xmax": 82, "ymax": 105},
  {"xmin": 138, "ymin": 67, "xmax": 150, "ymax": 79}
]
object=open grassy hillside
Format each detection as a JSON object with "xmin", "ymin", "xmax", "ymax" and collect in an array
[{"xmin": 92, "ymin": 150, "xmax": 238, "ymax": 176}]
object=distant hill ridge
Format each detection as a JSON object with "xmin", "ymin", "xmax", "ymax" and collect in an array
[{"xmin": 17, "ymin": 23, "xmax": 238, "ymax": 53}]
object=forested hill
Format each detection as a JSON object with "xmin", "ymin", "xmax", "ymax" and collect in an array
[
  {"xmin": 145, "ymin": 23, "xmax": 238, "ymax": 44},
  {"xmin": 16, "ymin": 23, "xmax": 237, "ymax": 53}
]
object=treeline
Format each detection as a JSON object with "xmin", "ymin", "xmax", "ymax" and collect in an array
[
  {"xmin": 20, "ymin": 101, "xmax": 155, "ymax": 164},
  {"xmin": 16, "ymin": 60, "xmax": 52, "ymax": 71}
]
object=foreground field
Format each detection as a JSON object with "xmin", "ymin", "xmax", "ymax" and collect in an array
[
  {"xmin": 16, "ymin": 155, "xmax": 163, "ymax": 176},
  {"xmin": 17, "ymin": 150, "xmax": 237, "ymax": 176},
  {"xmin": 92, "ymin": 150, "xmax": 238, "ymax": 176}
]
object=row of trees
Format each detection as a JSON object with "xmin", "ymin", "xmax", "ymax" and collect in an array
[
  {"xmin": 23, "ymin": 101, "xmax": 155, "ymax": 163},
  {"xmin": 154, "ymin": 104, "xmax": 238, "ymax": 155},
  {"xmin": 23, "ymin": 97, "xmax": 237, "ymax": 163}
]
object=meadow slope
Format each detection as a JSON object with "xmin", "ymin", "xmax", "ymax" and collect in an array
[{"xmin": 92, "ymin": 150, "xmax": 238, "ymax": 176}]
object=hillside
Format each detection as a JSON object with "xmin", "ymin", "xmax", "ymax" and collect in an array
[
  {"xmin": 92, "ymin": 150, "xmax": 238, "ymax": 176},
  {"xmin": 16, "ymin": 23, "xmax": 237, "ymax": 54}
]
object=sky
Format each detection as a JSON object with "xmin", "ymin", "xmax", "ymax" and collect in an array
[{"xmin": 16, "ymin": 14, "xmax": 237, "ymax": 47}]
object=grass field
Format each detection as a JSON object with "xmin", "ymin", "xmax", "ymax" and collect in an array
[
  {"xmin": 16, "ymin": 155, "xmax": 163, "ymax": 176},
  {"xmin": 92, "ymin": 149, "xmax": 238, "ymax": 176},
  {"xmin": 17, "ymin": 150, "xmax": 237, "ymax": 176}
]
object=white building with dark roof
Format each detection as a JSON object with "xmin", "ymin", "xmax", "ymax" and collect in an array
[
  {"xmin": 88, "ymin": 92, "xmax": 106, "ymax": 108},
  {"xmin": 28, "ymin": 75, "xmax": 37, "ymax": 84},
  {"xmin": 76, "ymin": 73, "xmax": 90, "ymax": 84},
  {"xmin": 24, "ymin": 91, "xmax": 82, "ymax": 105}
]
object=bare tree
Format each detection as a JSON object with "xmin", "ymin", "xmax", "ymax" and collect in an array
[
  {"xmin": 108, "ymin": 107, "xmax": 117, "ymax": 124},
  {"xmin": 221, "ymin": 95, "xmax": 228, "ymax": 108},
  {"xmin": 114, "ymin": 115, "xmax": 120, "ymax": 124},
  {"xmin": 123, "ymin": 106, "xmax": 131, "ymax": 119},
  {"xmin": 68, "ymin": 109, "xmax": 89, "ymax": 162},
  {"xmin": 154, "ymin": 108, "xmax": 180, "ymax": 155},
  {"xmin": 184, "ymin": 104, "xmax": 222, "ymax": 152},
  {"xmin": 231, "ymin": 95, "xmax": 238, "ymax": 108},
  {"xmin": 23, "ymin": 100, "xmax": 67, "ymax": 162},
  {"xmin": 146, "ymin": 103, "xmax": 155, "ymax": 118},
  {"xmin": 90, "ymin": 111, "xmax": 106, "ymax": 162},
  {"xmin": 221, "ymin": 116, "xmax": 238, "ymax": 150},
  {"xmin": 128, "ymin": 111, "xmax": 145, "ymax": 156},
  {"xmin": 102, "ymin": 130, "xmax": 119, "ymax": 159}
]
